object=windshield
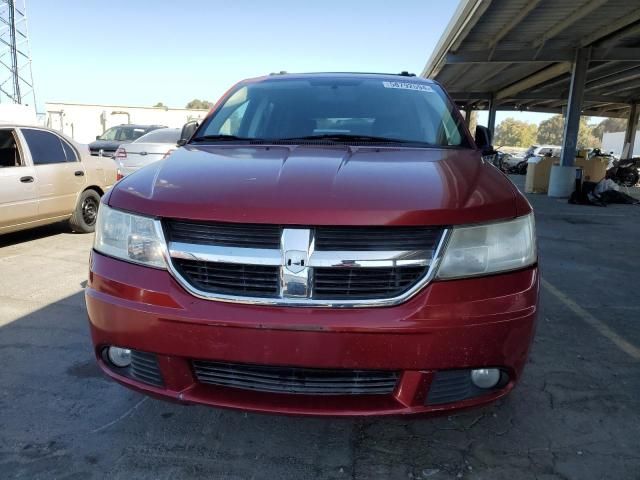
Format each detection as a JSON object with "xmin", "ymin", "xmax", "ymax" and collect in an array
[
  {"xmin": 133, "ymin": 128, "xmax": 181, "ymax": 144},
  {"xmin": 99, "ymin": 126, "xmax": 148, "ymax": 141},
  {"xmin": 195, "ymin": 77, "xmax": 469, "ymax": 147}
]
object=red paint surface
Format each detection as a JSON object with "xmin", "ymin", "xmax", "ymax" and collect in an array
[
  {"xmin": 87, "ymin": 252, "xmax": 538, "ymax": 416},
  {"xmin": 108, "ymin": 145, "xmax": 528, "ymax": 226}
]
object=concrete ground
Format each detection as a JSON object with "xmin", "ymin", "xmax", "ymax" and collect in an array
[{"xmin": 1, "ymin": 177, "xmax": 639, "ymax": 480}]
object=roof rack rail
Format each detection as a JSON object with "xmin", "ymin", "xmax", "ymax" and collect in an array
[{"xmin": 267, "ymin": 71, "xmax": 419, "ymax": 77}]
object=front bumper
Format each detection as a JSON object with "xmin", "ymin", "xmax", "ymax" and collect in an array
[{"xmin": 86, "ymin": 251, "xmax": 539, "ymax": 416}]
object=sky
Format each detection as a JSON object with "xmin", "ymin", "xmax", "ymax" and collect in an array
[{"xmin": 26, "ymin": 0, "xmax": 561, "ymax": 125}]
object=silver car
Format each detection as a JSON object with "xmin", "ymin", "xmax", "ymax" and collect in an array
[{"xmin": 114, "ymin": 127, "xmax": 181, "ymax": 177}]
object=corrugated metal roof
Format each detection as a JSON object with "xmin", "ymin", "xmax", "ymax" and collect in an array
[{"xmin": 423, "ymin": 0, "xmax": 640, "ymax": 118}]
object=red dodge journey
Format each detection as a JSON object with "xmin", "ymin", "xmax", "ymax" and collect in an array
[{"xmin": 85, "ymin": 72, "xmax": 538, "ymax": 416}]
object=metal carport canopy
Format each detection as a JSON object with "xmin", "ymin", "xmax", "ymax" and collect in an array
[{"xmin": 422, "ymin": 0, "xmax": 640, "ymax": 120}]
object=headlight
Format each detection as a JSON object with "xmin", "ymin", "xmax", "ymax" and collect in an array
[
  {"xmin": 94, "ymin": 204, "xmax": 167, "ymax": 269},
  {"xmin": 437, "ymin": 214, "xmax": 536, "ymax": 279}
]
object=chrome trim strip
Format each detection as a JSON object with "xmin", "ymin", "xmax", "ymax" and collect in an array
[
  {"xmin": 157, "ymin": 220, "xmax": 451, "ymax": 309},
  {"xmin": 169, "ymin": 242, "xmax": 431, "ymax": 269},
  {"xmin": 308, "ymin": 250, "xmax": 432, "ymax": 268},
  {"xmin": 168, "ymin": 242, "xmax": 282, "ymax": 266}
]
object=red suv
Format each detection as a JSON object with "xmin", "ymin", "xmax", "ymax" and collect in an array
[{"xmin": 86, "ymin": 73, "xmax": 538, "ymax": 416}]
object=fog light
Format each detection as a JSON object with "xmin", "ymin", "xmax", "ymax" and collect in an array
[
  {"xmin": 470, "ymin": 368, "xmax": 500, "ymax": 389},
  {"xmin": 107, "ymin": 346, "xmax": 132, "ymax": 368}
]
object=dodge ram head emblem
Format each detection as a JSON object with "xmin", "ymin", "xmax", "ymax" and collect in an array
[{"xmin": 284, "ymin": 250, "xmax": 307, "ymax": 274}]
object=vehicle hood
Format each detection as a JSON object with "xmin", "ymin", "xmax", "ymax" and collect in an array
[
  {"xmin": 89, "ymin": 140, "xmax": 127, "ymax": 150},
  {"xmin": 108, "ymin": 145, "xmax": 520, "ymax": 226}
]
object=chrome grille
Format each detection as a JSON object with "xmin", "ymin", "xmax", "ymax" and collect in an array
[
  {"xmin": 313, "ymin": 266, "xmax": 427, "ymax": 299},
  {"xmin": 90, "ymin": 148, "xmax": 116, "ymax": 157},
  {"xmin": 163, "ymin": 219, "xmax": 447, "ymax": 307},
  {"xmin": 174, "ymin": 259, "xmax": 280, "ymax": 296},
  {"xmin": 192, "ymin": 360, "xmax": 399, "ymax": 395}
]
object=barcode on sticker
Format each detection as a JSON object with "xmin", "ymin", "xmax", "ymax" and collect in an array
[{"xmin": 382, "ymin": 81, "xmax": 434, "ymax": 92}]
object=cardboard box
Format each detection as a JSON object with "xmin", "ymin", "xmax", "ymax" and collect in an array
[
  {"xmin": 575, "ymin": 156, "xmax": 609, "ymax": 182},
  {"xmin": 525, "ymin": 155, "xmax": 556, "ymax": 193}
]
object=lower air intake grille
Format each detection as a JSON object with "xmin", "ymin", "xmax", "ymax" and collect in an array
[
  {"xmin": 192, "ymin": 361, "xmax": 399, "ymax": 395},
  {"xmin": 313, "ymin": 266, "xmax": 427, "ymax": 299},
  {"xmin": 174, "ymin": 259, "xmax": 280, "ymax": 297},
  {"xmin": 130, "ymin": 351, "xmax": 163, "ymax": 387},
  {"xmin": 426, "ymin": 370, "xmax": 505, "ymax": 405}
]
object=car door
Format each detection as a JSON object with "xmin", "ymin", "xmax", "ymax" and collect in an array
[
  {"xmin": 0, "ymin": 128, "xmax": 38, "ymax": 231},
  {"xmin": 19, "ymin": 128, "xmax": 87, "ymax": 220}
]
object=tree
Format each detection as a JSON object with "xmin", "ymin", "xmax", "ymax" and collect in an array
[
  {"xmin": 592, "ymin": 117, "xmax": 627, "ymax": 142},
  {"xmin": 577, "ymin": 119, "xmax": 599, "ymax": 149},
  {"xmin": 536, "ymin": 114, "xmax": 599, "ymax": 148},
  {"xmin": 536, "ymin": 115, "xmax": 564, "ymax": 145},
  {"xmin": 153, "ymin": 102, "xmax": 166, "ymax": 108},
  {"xmin": 494, "ymin": 117, "xmax": 538, "ymax": 147},
  {"xmin": 185, "ymin": 99, "xmax": 214, "ymax": 110}
]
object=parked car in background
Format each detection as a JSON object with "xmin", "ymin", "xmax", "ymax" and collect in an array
[
  {"xmin": 86, "ymin": 73, "xmax": 538, "ymax": 417},
  {"xmin": 89, "ymin": 124, "xmax": 166, "ymax": 158},
  {"xmin": 0, "ymin": 126, "xmax": 117, "ymax": 234},
  {"xmin": 524, "ymin": 145, "xmax": 561, "ymax": 160},
  {"xmin": 114, "ymin": 127, "xmax": 181, "ymax": 177},
  {"xmin": 504, "ymin": 145, "xmax": 562, "ymax": 175}
]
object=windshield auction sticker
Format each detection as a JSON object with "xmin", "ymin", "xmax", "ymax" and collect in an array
[{"xmin": 382, "ymin": 81, "xmax": 434, "ymax": 92}]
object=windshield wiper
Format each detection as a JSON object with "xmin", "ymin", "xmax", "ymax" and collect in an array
[
  {"xmin": 190, "ymin": 134, "xmax": 261, "ymax": 143},
  {"xmin": 274, "ymin": 134, "xmax": 434, "ymax": 146}
]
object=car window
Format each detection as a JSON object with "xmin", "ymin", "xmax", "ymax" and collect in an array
[
  {"xmin": 133, "ymin": 128, "xmax": 181, "ymax": 144},
  {"xmin": 220, "ymin": 102, "xmax": 249, "ymax": 135},
  {"xmin": 0, "ymin": 129, "xmax": 23, "ymax": 168},
  {"xmin": 61, "ymin": 139, "xmax": 78, "ymax": 162},
  {"xmin": 199, "ymin": 78, "xmax": 469, "ymax": 147},
  {"xmin": 98, "ymin": 127, "xmax": 118, "ymax": 141},
  {"xmin": 121, "ymin": 128, "xmax": 147, "ymax": 141},
  {"xmin": 21, "ymin": 129, "xmax": 68, "ymax": 165}
]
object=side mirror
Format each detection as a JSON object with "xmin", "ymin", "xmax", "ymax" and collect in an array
[
  {"xmin": 178, "ymin": 121, "xmax": 199, "ymax": 146},
  {"xmin": 475, "ymin": 125, "xmax": 495, "ymax": 156},
  {"xmin": 95, "ymin": 135, "xmax": 101, "ymax": 140}
]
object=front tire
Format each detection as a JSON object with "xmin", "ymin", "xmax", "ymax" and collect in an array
[{"xmin": 69, "ymin": 189, "xmax": 101, "ymax": 233}]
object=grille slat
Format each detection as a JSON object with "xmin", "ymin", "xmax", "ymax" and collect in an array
[
  {"xmin": 313, "ymin": 266, "xmax": 426, "ymax": 299},
  {"xmin": 184, "ymin": 272, "xmax": 279, "ymax": 282},
  {"xmin": 129, "ymin": 351, "xmax": 163, "ymax": 386},
  {"xmin": 194, "ymin": 365, "xmax": 396, "ymax": 384},
  {"xmin": 315, "ymin": 227, "xmax": 441, "ymax": 251},
  {"xmin": 166, "ymin": 220, "xmax": 281, "ymax": 248},
  {"xmin": 193, "ymin": 360, "xmax": 398, "ymax": 395},
  {"xmin": 195, "ymin": 372, "xmax": 397, "ymax": 390},
  {"xmin": 174, "ymin": 259, "xmax": 280, "ymax": 296},
  {"xmin": 427, "ymin": 370, "xmax": 480, "ymax": 405}
]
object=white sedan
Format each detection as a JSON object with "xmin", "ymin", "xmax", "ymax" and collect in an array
[{"xmin": 114, "ymin": 127, "xmax": 181, "ymax": 177}]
